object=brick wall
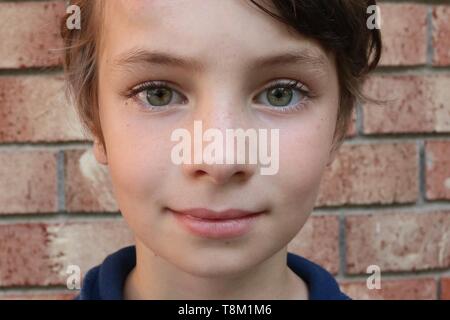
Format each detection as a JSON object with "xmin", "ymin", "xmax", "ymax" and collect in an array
[{"xmin": 0, "ymin": 0, "xmax": 449, "ymax": 300}]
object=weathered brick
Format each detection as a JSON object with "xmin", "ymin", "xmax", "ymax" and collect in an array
[
  {"xmin": 346, "ymin": 211, "xmax": 450, "ymax": 274},
  {"xmin": 362, "ymin": 75, "xmax": 450, "ymax": 134},
  {"xmin": 288, "ymin": 215, "xmax": 339, "ymax": 274},
  {"xmin": 64, "ymin": 149, "xmax": 118, "ymax": 212},
  {"xmin": 425, "ymin": 140, "xmax": 450, "ymax": 200},
  {"xmin": 441, "ymin": 277, "xmax": 450, "ymax": 300},
  {"xmin": 432, "ymin": 6, "xmax": 450, "ymax": 66},
  {"xmin": 0, "ymin": 220, "xmax": 133, "ymax": 287},
  {"xmin": 0, "ymin": 291, "xmax": 76, "ymax": 300},
  {"xmin": 0, "ymin": 1, "xmax": 65, "ymax": 69},
  {"xmin": 0, "ymin": 223, "xmax": 57, "ymax": 286},
  {"xmin": 0, "ymin": 75, "xmax": 85, "ymax": 143},
  {"xmin": 378, "ymin": 4, "xmax": 428, "ymax": 66},
  {"xmin": 317, "ymin": 142, "xmax": 418, "ymax": 206},
  {"xmin": 340, "ymin": 278, "xmax": 437, "ymax": 300},
  {"xmin": 0, "ymin": 150, "xmax": 58, "ymax": 214}
]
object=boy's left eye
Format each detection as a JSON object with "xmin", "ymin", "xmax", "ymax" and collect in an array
[
  {"xmin": 127, "ymin": 79, "xmax": 311, "ymax": 113},
  {"xmin": 128, "ymin": 81, "xmax": 187, "ymax": 112}
]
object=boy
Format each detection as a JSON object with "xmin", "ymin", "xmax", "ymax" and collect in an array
[{"xmin": 61, "ymin": 0, "xmax": 381, "ymax": 300}]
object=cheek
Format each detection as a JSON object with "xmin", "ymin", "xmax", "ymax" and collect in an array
[
  {"xmin": 100, "ymin": 108, "xmax": 174, "ymax": 207},
  {"xmin": 274, "ymin": 115, "xmax": 334, "ymax": 210}
]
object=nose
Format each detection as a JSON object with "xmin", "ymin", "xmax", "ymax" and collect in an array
[
  {"xmin": 184, "ymin": 161, "xmax": 255, "ymax": 185},
  {"xmin": 180, "ymin": 106, "xmax": 257, "ymax": 186}
]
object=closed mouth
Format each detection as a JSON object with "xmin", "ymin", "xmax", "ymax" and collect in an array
[{"xmin": 167, "ymin": 207, "xmax": 265, "ymax": 220}]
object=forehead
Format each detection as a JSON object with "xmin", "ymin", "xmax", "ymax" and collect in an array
[{"xmin": 100, "ymin": 0, "xmax": 331, "ymax": 71}]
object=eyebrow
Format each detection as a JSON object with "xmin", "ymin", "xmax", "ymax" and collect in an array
[{"xmin": 112, "ymin": 47, "xmax": 328, "ymax": 73}]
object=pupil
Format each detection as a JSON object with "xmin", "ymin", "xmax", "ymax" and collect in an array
[
  {"xmin": 268, "ymin": 87, "xmax": 292, "ymax": 106},
  {"xmin": 147, "ymin": 88, "xmax": 172, "ymax": 106}
]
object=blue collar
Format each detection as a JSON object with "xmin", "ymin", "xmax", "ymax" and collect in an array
[{"xmin": 76, "ymin": 245, "xmax": 350, "ymax": 300}]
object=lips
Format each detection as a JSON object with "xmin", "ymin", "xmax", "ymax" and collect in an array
[
  {"xmin": 168, "ymin": 207, "xmax": 264, "ymax": 239},
  {"xmin": 168, "ymin": 207, "xmax": 264, "ymax": 220}
]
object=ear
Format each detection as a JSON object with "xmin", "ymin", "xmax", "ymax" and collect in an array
[{"xmin": 93, "ymin": 137, "xmax": 108, "ymax": 165}]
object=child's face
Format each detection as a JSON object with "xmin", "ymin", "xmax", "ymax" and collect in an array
[{"xmin": 95, "ymin": 0, "xmax": 339, "ymax": 276}]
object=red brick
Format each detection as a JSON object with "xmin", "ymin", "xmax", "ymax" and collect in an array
[
  {"xmin": 0, "ymin": 150, "xmax": 58, "ymax": 214},
  {"xmin": 346, "ymin": 211, "xmax": 450, "ymax": 274},
  {"xmin": 0, "ymin": 291, "xmax": 77, "ymax": 300},
  {"xmin": 425, "ymin": 140, "xmax": 450, "ymax": 200},
  {"xmin": 378, "ymin": 4, "xmax": 428, "ymax": 66},
  {"xmin": 0, "ymin": 75, "xmax": 85, "ymax": 143},
  {"xmin": 0, "ymin": 223, "xmax": 56, "ymax": 286},
  {"xmin": 441, "ymin": 277, "xmax": 450, "ymax": 300},
  {"xmin": 362, "ymin": 75, "xmax": 450, "ymax": 134},
  {"xmin": 0, "ymin": 1, "xmax": 65, "ymax": 69},
  {"xmin": 317, "ymin": 142, "xmax": 418, "ymax": 206},
  {"xmin": 64, "ymin": 149, "xmax": 118, "ymax": 212},
  {"xmin": 288, "ymin": 215, "xmax": 339, "ymax": 274},
  {"xmin": 0, "ymin": 220, "xmax": 133, "ymax": 286},
  {"xmin": 340, "ymin": 278, "xmax": 437, "ymax": 300},
  {"xmin": 432, "ymin": 6, "xmax": 450, "ymax": 66}
]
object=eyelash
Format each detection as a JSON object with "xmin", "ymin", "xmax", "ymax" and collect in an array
[{"xmin": 125, "ymin": 79, "xmax": 311, "ymax": 114}]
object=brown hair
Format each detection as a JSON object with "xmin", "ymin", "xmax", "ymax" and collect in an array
[
  {"xmin": 61, "ymin": 0, "xmax": 382, "ymax": 154},
  {"xmin": 61, "ymin": 0, "xmax": 105, "ymax": 147}
]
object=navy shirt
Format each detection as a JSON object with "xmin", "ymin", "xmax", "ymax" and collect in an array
[{"xmin": 74, "ymin": 245, "xmax": 350, "ymax": 300}]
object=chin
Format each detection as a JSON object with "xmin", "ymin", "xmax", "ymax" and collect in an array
[{"xmin": 175, "ymin": 254, "xmax": 257, "ymax": 278}]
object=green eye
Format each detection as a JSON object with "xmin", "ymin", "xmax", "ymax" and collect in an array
[
  {"xmin": 266, "ymin": 87, "xmax": 293, "ymax": 107},
  {"xmin": 129, "ymin": 81, "xmax": 186, "ymax": 111},
  {"xmin": 255, "ymin": 79, "xmax": 310, "ymax": 113},
  {"xmin": 146, "ymin": 87, "xmax": 173, "ymax": 106}
]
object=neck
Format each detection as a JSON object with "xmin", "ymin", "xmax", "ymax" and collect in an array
[{"xmin": 124, "ymin": 240, "xmax": 308, "ymax": 300}]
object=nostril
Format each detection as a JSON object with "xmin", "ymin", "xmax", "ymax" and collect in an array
[
  {"xmin": 194, "ymin": 170, "xmax": 208, "ymax": 178},
  {"xmin": 191, "ymin": 168, "xmax": 248, "ymax": 185},
  {"xmin": 235, "ymin": 170, "xmax": 246, "ymax": 178},
  {"xmin": 236, "ymin": 171, "xmax": 249, "ymax": 181}
]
